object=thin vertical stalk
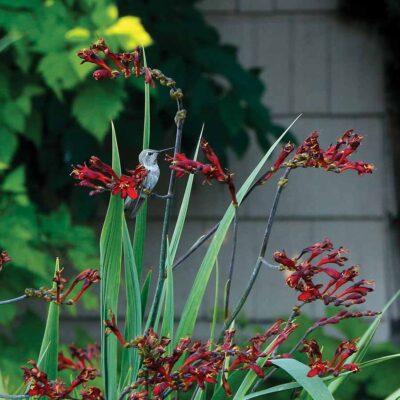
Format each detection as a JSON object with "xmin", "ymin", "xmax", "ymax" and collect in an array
[
  {"xmin": 224, "ymin": 207, "xmax": 239, "ymax": 322},
  {"xmin": 222, "ymin": 167, "xmax": 292, "ymax": 333},
  {"xmin": 147, "ymin": 88, "xmax": 184, "ymax": 329}
]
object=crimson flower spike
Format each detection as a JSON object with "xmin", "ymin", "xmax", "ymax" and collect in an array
[
  {"xmin": 167, "ymin": 138, "xmax": 238, "ymax": 206},
  {"xmin": 311, "ymin": 310, "xmax": 381, "ymax": 331},
  {"xmin": 0, "ymin": 250, "xmax": 11, "ymax": 272},
  {"xmin": 59, "ymin": 269, "xmax": 100, "ymax": 305},
  {"xmin": 273, "ymin": 239, "xmax": 376, "ymax": 307},
  {"xmin": 78, "ymin": 38, "xmax": 144, "ymax": 82},
  {"xmin": 258, "ymin": 142, "xmax": 295, "ymax": 184},
  {"xmin": 301, "ymin": 338, "xmax": 359, "ymax": 377},
  {"xmin": 71, "ymin": 156, "xmax": 148, "ymax": 200},
  {"xmin": 104, "ymin": 311, "xmax": 128, "ymax": 347}
]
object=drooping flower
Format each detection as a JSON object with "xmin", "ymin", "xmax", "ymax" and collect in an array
[
  {"xmin": 71, "ymin": 156, "xmax": 148, "ymax": 200},
  {"xmin": 0, "ymin": 250, "xmax": 11, "ymax": 272},
  {"xmin": 167, "ymin": 138, "xmax": 237, "ymax": 206},
  {"xmin": 301, "ymin": 339, "xmax": 359, "ymax": 377},
  {"xmin": 260, "ymin": 130, "xmax": 374, "ymax": 184},
  {"xmin": 77, "ymin": 38, "xmax": 148, "ymax": 85},
  {"xmin": 310, "ymin": 310, "xmax": 381, "ymax": 331},
  {"xmin": 105, "ymin": 319, "xmax": 297, "ymax": 398},
  {"xmin": 80, "ymin": 386, "xmax": 104, "ymax": 400},
  {"xmin": 58, "ymin": 343, "xmax": 100, "ymax": 371},
  {"xmin": 273, "ymin": 240, "xmax": 375, "ymax": 307},
  {"xmin": 23, "ymin": 360, "xmax": 99, "ymax": 399},
  {"xmin": 53, "ymin": 267, "xmax": 100, "ymax": 305}
]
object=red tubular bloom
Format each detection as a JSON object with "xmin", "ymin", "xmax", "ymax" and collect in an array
[
  {"xmin": 301, "ymin": 339, "xmax": 360, "ymax": 377},
  {"xmin": 0, "ymin": 250, "xmax": 11, "ymax": 272},
  {"xmin": 132, "ymin": 46, "xmax": 141, "ymax": 77},
  {"xmin": 167, "ymin": 138, "xmax": 238, "ymax": 206},
  {"xmin": 104, "ymin": 311, "xmax": 128, "ymax": 347},
  {"xmin": 72, "ymin": 156, "xmax": 147, "ymax": 200},
  {"xmin": 112, "ymin": 325, "xmax": 298, "ymax": 398},
  {"xmin": 93, "ymin": 69, "xmax": 112, "ymax": 80},
  {"xmin": 273, "ymin": 250, "xmax": 297, "ymax": 270},
  {"xmin": 267, "ymin": 130, "xmax": 375, "ymax": 176},
  {"xmin": 259, "ymin": 142, "xmax": 295, "ymax": 184},
  {"xmin": 53, "ymin": 268, "xmax": 68, "ymax": 304},
  {"xmin": 23, "ymin": 360, "xmax": 98, "ymax": 399},
  {"xmin": 311, "ymin": 310, "xmax": 381, "ymax": 330},
  {"xmin": 274, "ymin": 239, "xmax": 375, "ymax": 307},
  {"xmin": 58, "ymin": 343, "xmax": 100, "ymax": 371},
  {"xmin": 80, "ymin": 387, "xmax": 104, "ymax": 400},
  {"xmin": 144, "ymin": 67, "xmax": 155, "ymax": 87},
  {"xmin": 59, "ymin": 268, "xmax": 100, "ymax": 304}
]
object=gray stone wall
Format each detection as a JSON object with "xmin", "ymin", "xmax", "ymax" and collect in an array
[{"xmin": 165, "ymin": 0, "xmax": 395, "ymax": 340}]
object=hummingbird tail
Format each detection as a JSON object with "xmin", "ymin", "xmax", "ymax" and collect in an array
[{"xmin": 124, "ymin": 196, "xmax": 146, "ymax": 219}]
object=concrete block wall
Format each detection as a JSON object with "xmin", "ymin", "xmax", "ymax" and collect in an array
[
  {"xmin": 61, "ymin": 0, "xmax": 398, "ymax": 343},
  {"xmin": 166, "ymin": 0, "xmax": 394, "ymax": 340}
]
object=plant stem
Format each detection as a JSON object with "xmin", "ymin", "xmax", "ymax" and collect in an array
[
  {"xmin": 221, "ymin": 167, "xmax": 292, "ymax": 334},
  {"xmin": 172, "ymin": 224, "xmax": 218, "ymax": 270},
  {"xmin": 224, "ymin": 207, "xmax": 239, "ymax": 322},
  {"xmin": 0, "ymin": 294, "xmax": 27, "ymax": 305},
  {"xmin": 117, "ymin": 385, "xmax": 132, "ymax": 400},
  {"xmin": 147, "ymin": 87, "xmax": 184, "ymax": 329},
  {"xmin": 0, "ymin": 395, "xmax": 29, "ymax": 399},
  {"xmin": 172, "ymin": 165, "xmax": 285, "ymax": 271}
]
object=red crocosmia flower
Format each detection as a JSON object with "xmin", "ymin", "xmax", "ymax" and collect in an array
[
  {"xmin": 272, "ymin": 250, "xmax": 297, "ymax": 270},
  {"xmin": 77, "ymin": 38, "xmax": 145, "ymax": 82},
  {"xmin": 301, "ymin": 339, "xmax": 359, "ymax": 377},
  {"xmin": 80, "ymin": 386, "xmax": 104, "ymax": 400},
  {"xmin": 105, "ymin": 323, "xmax": 298, "ymax": 398},
  {"xmin": 58, "ymin": 343, "xmax": 100, "ymax": 371},
  {"xmin": 273, "ymin": 240, "xmax": 375, "ymax": 307},
  {"xmin": 104, "ymin": 311, "xmax": 128, "ymax": 347},
  {"xmin": 144, "ymin": 67, "xmax": 155, "ymax": 88},
  {"xmin": 311, "ymin": 310, "xmax": 381, "ymax": 331},
  {"xmin": 259, "ymin": 142, "xmax": 295, "ymax": 184},
  {"xmin": 93, "ymin": 69, "xmax": 112, "ymax": 80},
  {"xmin": 23, "ymin": 360, "xmax": 98, "ymax": 399},
  {"xmin": 261, "ymin": 130, "xmax": 374, "ymax": 183},
  {"xmin": 52, "ymin": 268, "xmax": 100, "ymax": 305},
  {"xmin": 167, "ymin": 138, "xmax": 238, "ymax": 206},
  {"xmin": 0, "ymin": 250, "xmax": 11, "ymax": 272},
  {"xmin": 111, "ymin": 175, "xmax": 138, "ymax": 199},
  {"xmin": 71, "ymin": 157, "xmax": 147, "ymax": 200}
]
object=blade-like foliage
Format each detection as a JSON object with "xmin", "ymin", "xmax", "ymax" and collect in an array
[
  {"xmin": 328, "ymin": 289, "xmax": 400, "ymax": 394},
  {"xmin": 384, "ymin": 387, "xmax": 400, "ymax": 400},
  {"xmin": 175, "ymin": 115, "xmax": 301, "ymax": 344},
  {"xmin": 100, "ymin": 122, "xmax": 124, "ymax": 400},
  {"xmin": 168, "ymin": 127, "xmax": 203, "ymax": 263},
  {"xmin": 119, "ymin": 219, "xmax": 142, "ymax": 388},
  {"xmin": 133, "ymin": 47, "xmax": 151, "ymax": 279},
  {"xmin": 232, "ymin": 358, "xmax": 333, "ymax": 400},
  {"xmin": 270, "ymin": 359, "xmax": 334, "ymax": 400},
  {"xmin": 38, "ymin": 258, "xmax": 60, "ymax": 380},
  {"xmin": 245, "ymin": 353, "xmax": 400, "ymax": 399},
  {"xmin": 209, "ymin": 260, "xmax": 220, "ymax": 343},
  {"xmin": 141, "ymin": 270, "xmax": 152, "ymax": 319},
  {"xmin": 148, "ymin": 129, "xmax": 203, "ymax": 335},
  {"xmin": 161, "ymin": 240, "xmax": 174, "ymax": 344}
]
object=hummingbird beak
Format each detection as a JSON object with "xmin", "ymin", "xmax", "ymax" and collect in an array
[{"xmin": 156, "ymin": 146, "xmax": 175, "ymax": 153}]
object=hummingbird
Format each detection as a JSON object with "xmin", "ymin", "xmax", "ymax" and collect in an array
[{"xmin": 124, "ymin": 146, "xmax": 174, "ymax": 217}]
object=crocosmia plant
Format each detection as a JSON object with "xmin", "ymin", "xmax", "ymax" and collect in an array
[{"xmin": 0, "ymin": 37, "xmax": 399, "ymax": 400}]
